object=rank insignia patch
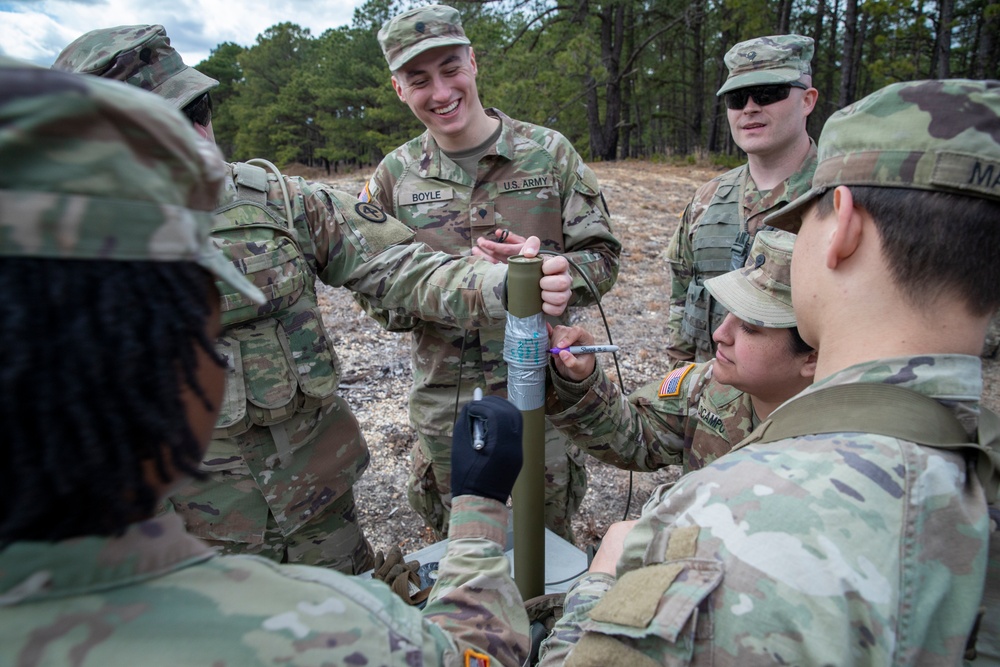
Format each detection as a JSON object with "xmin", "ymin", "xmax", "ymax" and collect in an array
[{"xmin": 658, "ymin": 364, "xmax": 695, "ymax": 398}]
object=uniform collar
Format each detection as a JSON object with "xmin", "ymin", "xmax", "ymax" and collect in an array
[
  {"xmin": 418, "ymin": 108, "xmax": 515, "ymax": 182},
  {"xmin": 0, "ymin": 514, "xmax": 214, "ymax": 606}
]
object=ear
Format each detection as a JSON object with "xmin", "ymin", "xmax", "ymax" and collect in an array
[
  {"xmin": 469, "ymin": 47, "xmax": 478, "ymax": 75},
  {"xmin": 801, "ymin": 87, "xmax": 818, "ymax": 115},
  {"xmin": 391, "ymin": 75, "xmax": 406, "ymax": 103},
  {"xmin": 799, "ymin": 349, "xmax": 819, "ymax": 380},
  {"xmin": 826, "ymin": 186, "xmax": 863, "ymax": 270}
]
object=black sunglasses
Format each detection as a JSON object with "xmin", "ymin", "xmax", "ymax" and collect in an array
[
  {"xmin": 182, "ymin": 93, "xmax": 213, "ymax": 127},
  {"xmin": 724, "ymin": 82, "xmax": 807, "ymax": 110}
]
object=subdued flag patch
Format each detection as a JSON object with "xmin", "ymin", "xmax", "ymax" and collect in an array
[{"xmin": 658, "ymin": 364, "xmax": 695, "ymax": 398}]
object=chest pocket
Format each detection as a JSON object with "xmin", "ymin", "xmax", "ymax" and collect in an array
[
  {"xmin": 211, "ymin": 160, "xmax": 339, "ymax": 438},
  {"xmin": 493, "ymin": 175, "xmax": 562, "ymax": 245}
]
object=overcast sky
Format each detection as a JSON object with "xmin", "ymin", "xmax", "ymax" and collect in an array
[{"xmin": 2, "ymin": 0, "xmax": 366, "ymax": 68}]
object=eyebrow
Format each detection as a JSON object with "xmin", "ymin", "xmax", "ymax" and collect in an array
[{"xmin": 401, "ymin": 54, "xmax": 462, "ymax": 81}]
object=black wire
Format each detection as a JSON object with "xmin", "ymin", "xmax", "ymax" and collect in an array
[
  {"xmin": 534, "ymin": 249, "xmax": 635, "ymax": 525},
  {"xmin": 544, "ymin": 566, "xmax": 590, "ymax": 587}
]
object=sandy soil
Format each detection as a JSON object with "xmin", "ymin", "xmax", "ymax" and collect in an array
[{"xmin": 310, "ymin": 160, "xmax": 1000, "ymax": 557}]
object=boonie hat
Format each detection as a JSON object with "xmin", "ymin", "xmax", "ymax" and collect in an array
[
  {"xmin": 704, "ymin": 230, "xmax": 796, "ymax": 328},
  {"xmin": 378, "ymin": 4, "xmax": 471, "ymax": 72},
  {"xmin": 52, "ymin": 24, "xmax": 218, "ymax": 109},
  {"xmin": 717, "ymin": 34, "xmax": 813, "ymax": 95},
  {"xmin": 766, "ymin": 78, "xmax": 1000, "ymax": 231},
  {"xmin": 0, "ymin": 58, "xmax": 264, "ymax": 305}
]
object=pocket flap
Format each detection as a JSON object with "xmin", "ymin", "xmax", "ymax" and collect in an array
[
  {"xmin": 237, "ymin": 320, "xmax": 297, "ymax": 410},
  {"xmin": 214, "ymin": 335, "xmax": 248, "ymax": 430},
  {"xmin": 581, "ymin": 559, "xmax": 722, "ymax": 643}
]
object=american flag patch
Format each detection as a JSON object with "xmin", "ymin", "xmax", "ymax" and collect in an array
[
  {"xmin": 465, "ymin": 649, "xmax": 490, "ymax": 667},
  {"xmin": 359, "ymin": 181, "xmax": 372, "ymax": 202},
  {"xmin": 658, "ymin": 364, "xmax": 695, "ymax": 397}
]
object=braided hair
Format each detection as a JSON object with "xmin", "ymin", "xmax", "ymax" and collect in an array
[{"xmin": 0, "ymin": 258, "xmax": 223, "ymax": 544}]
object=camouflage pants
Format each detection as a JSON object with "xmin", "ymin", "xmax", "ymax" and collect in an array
[
  {"xmin": 196, "ymin": 488, "xmax": 375, "ymax": 574},
  {"xmin": 407, "ymin": 419, "xmax": 587, "ymax": 542}
]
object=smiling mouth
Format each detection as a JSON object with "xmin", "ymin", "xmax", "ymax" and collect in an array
[{"xmin": 434, "ymin": 100, "xmax": 460, "ymax": 115}]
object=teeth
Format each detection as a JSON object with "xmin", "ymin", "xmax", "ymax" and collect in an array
[{"xmin": 435, "ymin": 100, "xmax": 459, "ymax": 115}]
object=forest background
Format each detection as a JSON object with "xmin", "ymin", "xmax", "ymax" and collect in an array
[{"xmin": 194, "ymin": 0, "xmax": 1000, "ymax": 169}]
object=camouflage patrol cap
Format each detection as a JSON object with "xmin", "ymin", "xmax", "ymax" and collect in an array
[
  {"xmin": 717, "ymin": 35, "xmax": 814, "ymax": 95},
  {"xmin": 52, "ymin": 24, "xmax": 218, "ymax": 109},
  {"xmin": 704, "ymin": 230, "xmax": 796, "ymax": 328},
  {"xmin": 378, "ymin": 4, "xmax": 471, "ymax": 72},
  {"xmin": 0, "ymin": 58, "xmax": 264, "ymax": 305},
  {"xmin": 766, "ymin": 79, "xmax": 1000, "ymax": 232}
]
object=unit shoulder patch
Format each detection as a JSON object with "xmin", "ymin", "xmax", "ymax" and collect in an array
[
  {"xmin": 658, "ymin": 364, "xmax": 696, "ymax": 398},
  {"xmin": 464, "ymin": 648, "xmax": 491, "ymax": 667}
]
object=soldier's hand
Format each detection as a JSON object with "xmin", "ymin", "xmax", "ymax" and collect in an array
[
  {"xmin": 549, "ymin": 324, "xmax": 597, "ymax": 381},
  {"xmin": 472, "ymin": 229, "xmax": 529, "ymax": 263},
  {"xmin": 539, "ymin": 254, "xmax": 571, "ymax": 316},
  {"xmin": 451, "ymin": 395, "xmax": 523, "ymax": 502}
]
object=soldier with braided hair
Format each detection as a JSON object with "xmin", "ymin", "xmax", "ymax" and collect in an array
[{"xmin": 0, "ymin": 57, "xmax": 531, "ymax": 667}]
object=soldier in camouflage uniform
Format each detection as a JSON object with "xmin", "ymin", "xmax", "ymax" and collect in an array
[
  {"xmin": 53, "ymin": 24, "xmax": 575, "ymax": 575},
  {"xmin": 666, "ymin": 35, "xmax": 818, "ymax": 364},
  {"xmin": 547, "ymin": 230, "xmax": 815, "ymax": 474},
  {"xmin": 361, "ymin": 4, "xmax": 622, "ymax": 542},
  {"xmin": 537, "ymin": 79, "xmax": 1000, "ymax": 666},
  {"xmin": 0, "ymin": 58, "xmax": 531, "ymax": 667}
]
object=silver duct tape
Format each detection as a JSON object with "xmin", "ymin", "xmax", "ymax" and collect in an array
[{"xmin": 504, "ymin": 311, "xmax": 547, "ymax": 411}]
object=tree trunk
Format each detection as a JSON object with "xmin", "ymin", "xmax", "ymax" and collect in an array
[
  {"xmin": 839, "ymin": 0, "xmax": 859, "ymax": 107},
  {"xmin": 778, "ymin": 0, "xmax": 793, "ymax": 33},
  {"xmin": 977, "ymin": 0, "xmax": 1000, "ymax": 78},
  {"xmin": 933, "ymin": 0, "xmax": 953, "ymax": 78}
]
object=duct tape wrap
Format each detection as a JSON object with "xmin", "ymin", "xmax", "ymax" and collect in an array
[{"xmin": 503, "ymin": 311, "xmax": 548, "ymax": 411}]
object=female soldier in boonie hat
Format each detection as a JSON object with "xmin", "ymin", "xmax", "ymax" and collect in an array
[{"xmin": 547, "ymin": 229, "xmax": 816, "ymax": 473}]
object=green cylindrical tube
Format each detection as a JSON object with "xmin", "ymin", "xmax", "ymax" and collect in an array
[{"xmin": 506, "ymin": 256, "xmax": 545, "ymax": 599}]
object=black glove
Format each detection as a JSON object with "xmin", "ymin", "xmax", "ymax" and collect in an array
[{"xmin": 451, "ymin": 395, "xmax": 523, "ymax": 502}]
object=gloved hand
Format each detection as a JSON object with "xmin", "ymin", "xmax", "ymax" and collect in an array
[
  {"xmin": 372, "ymin": 546, "xmax": 430, "ymax": 606},
  {"xmin": 451, "ymin": 395, "xmax": 523, "ymax": 502}
]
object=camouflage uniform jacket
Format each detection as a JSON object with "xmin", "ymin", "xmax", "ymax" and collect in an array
[
  {"xmin": 665, "ymin": 142, "xmax": 817, "ymax": 361},
  {"xmin": 170, "ymin": 162, "xmax": 514, "ymax": 543},
  {"xmin": 0, "ymin": 496, "xmax": 528, "ymax": 667},
  {"xmin": 363, "ymin": 108, "xmax": 621, "ymax": 434},
  {"xmin": 548, "ymin": 361, "xmax": 755, "ymax": 474},
  {"xmin": 539, "ymin": 355, "xmax": 990, "ymax": 666}
]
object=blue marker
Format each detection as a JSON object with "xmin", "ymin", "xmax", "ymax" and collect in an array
[{"xmin": 549, "ymin": 345, "xmax": 619, "ymax": 355}]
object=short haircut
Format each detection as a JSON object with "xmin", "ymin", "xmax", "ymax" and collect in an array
[
  {"xmin": 816, "ymin": 186, "xmax": 1000, "ymax": 317},
  {"xmin": 787, "ymin": 326, "xmax": 814, "ymax": 356},
  {"xmin": 0, "ymin": 259, "xmax": 221, "ymax": 545}
]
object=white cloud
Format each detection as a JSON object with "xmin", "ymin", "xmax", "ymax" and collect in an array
[{"xmin": 1, "ymin": 0, "xmax": 363, "ymax": 67}]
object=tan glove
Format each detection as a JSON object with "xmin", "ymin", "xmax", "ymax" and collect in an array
[{"xmin": 372, "ymin": 546, "xmax": 431, "ymax": 606}]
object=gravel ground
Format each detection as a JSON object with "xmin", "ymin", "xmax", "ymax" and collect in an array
[{"xmin": 310, "ymin": 161, "xmax": 1000, "ymax": 557}]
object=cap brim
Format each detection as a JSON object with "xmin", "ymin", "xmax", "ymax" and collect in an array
[
  {"xmin": 389, "ymin": 36, "xmax": 472, "ymax": 71},
  {"xmin": 197, "ymin": 239, "xmax": 267, "ymax": 306},
  {"xmin": 704, "ymin": 270, "xmax": 796, "ymax": 328},
  {"xmin": 763, "ymin": 186, "xmax": 828, "ymax": 232},
  {"xmin": 717, "ymin": 67, "xmax": 804, "ymax": 95},
  {"xmin": 154, "ymin": 65, "xmax": 219, "ymax": 109}
]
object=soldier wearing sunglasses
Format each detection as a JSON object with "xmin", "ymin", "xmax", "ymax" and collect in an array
[{"xmin": 665, "ymin": 35, "xmax": 818, "ymax": 364}]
